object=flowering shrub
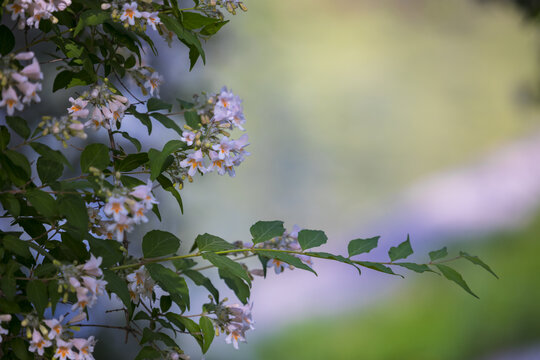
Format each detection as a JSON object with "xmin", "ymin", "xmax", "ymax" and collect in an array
[{"xmin": 0, "ymin": 1, "xmax": 497, "ymax": 359}]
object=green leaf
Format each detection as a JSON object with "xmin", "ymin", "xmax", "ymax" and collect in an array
[
  {"xmin": 142, "ymin": 230, "xmax": 180, "ymax": 258},
  {"xmin": 195, "ymin": 233, "xmax": 235, "ymax": 252},
  {"xmin": 103, "ymin": 269, "xmax": 132, "ymax": 310},
  {"xmin": 355, "ymin": 261, "xmax": 402, "ymax": 277},
  {"xmin": 74, "ymin": 10, "xmax": 111, "ymax": 36},
  {"xmin": 5, "ymin": 150, "xmax": 31, "ymax": 179},
  {"xmin": 165, "ymin": 313, "xmax": 203, "ymax": 347},
  {"xmin": 130, "ymin": 107, "xmax": 152, "ymax": 135},
  {"xmin": 141, "ymin": 328, "xmax": 177, "ymax": 347},
  {"xmin": 37, "ymin": 157, "xmax": 63, "ymax": 184},
  {"xmin": 0, "ymin": 126, "xmax": 10, "ymax": 150},
  {"xmin": 147, "ymin": 98, "xmax": 172, "ymax": 112},
  {"xmin": 156, "ymin": 174, "xmax": 184, "ymax": 214},
  {"xmin": 435, "ymin": 264, "xmax": 479, "ymax": 298},
  {"xmin": 5, "ymin": 116, "xmax": 30, "ymax": 139},
  {"xmin": 2, "ymin": 235, "xmax": 31, "ymax": 258},
  {"xmin": 307, "ymin": 251, "xmax": 361, "ymax": 275},
  {"xmin": 200, "ymin": 20, "xmax": 229, "ymax": 36},
  {"xmin": 0, "ymin": 194, "xmax": 20, "ymax": 217},
  {"xmin": 388, "ymin": 235, "xmax": 413, "ymax": 262},
  {"xmin": 429, "ymin": 247, "xmax": 448, "ymax": 261},
  {"xmin": 218, "ymin": 268, "xmax": 250, "ymax": 304},
  {"xmin": 257, "ymin": 250, "xmax": 317, "ymax": 275},
  {"xmin": 298, "ymin": 229, "xmax": 328, "ymax": 250},
  {"xmin": 57, "ymin": 195, "xmax": 89, "ymax": 236},
  {"xmin": 250, "ymin": 220, "xmax": 285, "ymax": 244},
  {"xmin": 118, "ymin": 131, "xmax": 142, "ymax": 151},
  {"xmin": 394, "ymin": 262, "xmax": 435, "ymax": 273},
  {"xmin": 160, "ymin": 295, "xmax": 172, "ymax": 312},
  {"xmin": 80, "ymin": 143, "xmax": 109, "ymax": 172},
  {"xmin": 52, "ymin": 70, "xmax": 94, "ymax": 92},
  {"xmin": 147, "ymin": 263, "xmax": 190, "ymax": 311},
  {"xmin": 150, "ymin": 113, "xmax": 183, "ymax": 136},
  {"xmin": 202, "ymin": 252, "xmax": 251, "ymax": 285},
  {"xmin": 11, "ymin": 338, "xmax": 32, "ymax": 360},
  {"xmin": 159, "ymin": 14, "xmax": 205, "ymax": 69},
  {"xmin": 459, "ymin": 251, "xmax": 498, "ymax": 279},
  {"xmin": 182, "ymin": 12, "xmax": 218, "ymax": 29},
  {"xmin": 148, "ymin": 140, "xmax": 185, "ymax": 180},
  {"xmin": 26, "ymin": 189, "xmax": 57, "ymax": 218},
  {"xmin": 134, "ymin": 346, "xmax": 161, "ymax": 360},
  {"xmin": 0, "ymin": 25, "xmax": 15, "ymax": 56},
  {"xmin": 183, "ymin": 269, "xmax": 219, "ymax": 301},
  {"xmin": 116, "ymin": 153, "xmax": 149, "ymax": 172},
  {"xmin": 347, "ymin": 236, "xmax": 380, "ymax": 257},
  {"xmin": 183, "ymin": 110, "xmax": 201, "ymax": 129},
  {"xmin": 27, "ymin": 280, "xmax": 48, "ymax": 316},
  {"xmin": 200, "ymin": 316, "xmax": 215, "ymax": 353},
  {"xmin": 30, "ymin": 142, "xmax": 69, "ymax": 166},
  {"xmin": 87, "ymin": 237, "xmax": 123, "ymax": 267}
]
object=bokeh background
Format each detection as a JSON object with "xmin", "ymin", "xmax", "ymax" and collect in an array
[{"xmin": 87, "ymin": 0, "xmax": 540, "ymax": 358}]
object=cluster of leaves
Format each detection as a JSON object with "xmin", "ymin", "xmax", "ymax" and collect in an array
[{"xmin": 0, "ymin": 0, "xmax": 496, "ymax": 359}]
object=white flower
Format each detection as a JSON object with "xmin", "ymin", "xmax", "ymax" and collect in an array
[
  {"xmin": 120, "ymin": 2, "xmax": 141, "ymax": 26},
  {"xmin": 0, "ymin": 315, "xmax": 10, "ymax": 343},
  {"xmin": 72, "ymin": 336, "xmax": 96, "ymax": 360},
  {"xmin": 7, "ymin": 1, "xmax": 27, "ymax": 22},
  {"xmin": 213, "ymin": 86, "xmax": 244, "ymax": 123},
  {"xmin": 68, "ymin": 97, "xmax": 89, "ymax": 119},
  {"xmin": 82, "ymin": 255, "xmax": 103, "ymax": 277},
  {"xmin": 142, "ymin": 11, "xmax": 160, "ymax": 31},
  {"xmin": 207, "ymin": 150, "xmax": 226, "ymax": 175},
  {"xmin": 71, "ymin": 286, "xmax": 95, "ymax": 311},
  {"xmin": 20, "ymin": 58, "xmax": 43, "ymax": 80},
  {"xmin": 225, "ymin": 325, "xmax": 246, "ymax": 350},
  {"xmin": 0, "ymin": 87, "xmax": 24, "ymax": 115},
  {"xmin": 180, "ymin": 150, "xmax": 206, "ymax": 177},
  {"xmin": 44, "ymin": 317, "xmax": 64, "ymax": 340},
  {"xmin": 29, "ymin": 329, "xmax": 52, "ymax": 356},
  {"xmin": 104, "ymin": 196, "xmax": 128, "ymax": 221},
  {"xmin": 144, "ymin": 72, "xmax": 163, "ymax": 97},
  {"xmin": 14, "ymin": 51, "xmax": 35, "ymax": 61},
  {"xmin": 53, "ymin": 339, "xmax": 76, "ymax": 360},
  {"xmin": 180, "ymin": 131, "xmax": 196, "ymax": 146},
  {"xmin": 129, "ymin": 180, "xmax": 158, "ymax": 210},
  {"xmin": 130, "ymin": 202, "xmax": 149, "ymax": 224},
  {"xmin": 212, "ymin": 137, "xmax": 233, "ymax": 160},
  {"xmin": 106, "ymin": 214, "xmax": 133, "ymax": 242},
  {"xmin": 16, "ymin": 81, "xmax": 41, "ymax": 104},
  {"xmin": 82, "ymin": 276, "xmax": 107, "ymax": 297}
]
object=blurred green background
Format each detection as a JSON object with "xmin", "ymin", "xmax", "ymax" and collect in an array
[{"xmin": 98, "ymin": 0, "xmax": 540, "ymax": 359}]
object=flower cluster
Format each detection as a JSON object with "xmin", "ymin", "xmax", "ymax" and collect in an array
[
  {"xmin": 102, "ymin": 1, "xmax": 161, "ymax": 32},
  {"xmin": 210, "ymin": 300, "xmax": 254, "ymax": 349},
  {"xmin": 126, "ymin": 266, "xmax": 155, "ymax": 303},
  {"xmin": 176, "ymin": 87, "xmax": 250, "ymax": 180},
  {"xmin": 0, "ymin": 51, "xmax": 42, "ymax": 116},
  {"xmin": 101, "ymin": 180, "xmax": 158, "ymax": 242},
  {"xmin": 58, "ymin": 255, "xmax": 107, "ymax": 313},
  {"xmin": 37, "ymin": 115, "xmax": 87, "ymax": 146},
  {"xmin": 25, "ymin": 318, "xmax": 97, "ymax": 360},
  {"xmin": 67, "ymin": 85, "xmax": 130, "ymax": 131},
  {"xmin": 6, "ymin": 0, "xmax": 72, "ymax": 29},
  {"xmin": 201, "ymin": 0, "xmax": 248, "ymax": 17}
]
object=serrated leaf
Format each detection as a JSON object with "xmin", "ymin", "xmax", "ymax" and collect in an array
[
  {"xmin": 435, "ymin": 264, "xmax": 479, "ymax": 298},
  {"xmin": 250, "ymin": 220, "xmax": 285, "ymax": 244},
  {"xmin": 388, "ymin": 235, "xmax": 413, "ymax": 262},
  {"xmin": 202, "ymin": 252, "xmax": 251, "ymax": 285},
  {"xmin": 298, "ymin": 229, "xmax": 327, "ymax": 250},
  {"xmin": 257, "ymin": 250, "xmax": 317, "ymax": 275},
  {"xmin": 142, "ymin": 230, "xmax": 180, "ymax": 258},
  {"xmin": 147, "ymin": 263, "xmax": 190, "ymax": 311},
  {"xmin": 347, "ymin": 236, "xmax": 380, "ymax": 257},
  {"xmin": 196, "ymin": 233, "xmax": 235, "ymax": 252},
  {"xmin": 429, "ymin": 247, "xmax": 448, "ymax": 261},
  {"xmin": 80, "ymin": 143, "xmax": 109, "ymax": 172},
  {"xmin": 200, "ymin": 316, "xmax": 215, "ymax": 353},
  {"xmin": 460, "ymin": 251, "xmax": 498, "ymax": 279}
]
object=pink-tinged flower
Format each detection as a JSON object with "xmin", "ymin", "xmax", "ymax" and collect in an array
[
  {"xmin": 180, "ymin": 131, "xmax": 196, "ymax": 146},
  {"xmin": 20, "ymin": 58, "xmax": 43, "ymax": 80},
  {"xmin": 14, "ymin": 51, "xmax": 35, "ymax": 61},
  {"xmin": 0, "ymin": 87, "xmax": 23, "ymax": 115},
  {"xmin": 120, "ymin": 2, "xmax": 141, "ymax": 26},
  {"xmin": 10, "ymin": 72, "xmax": 28, "ymax": 84},
  {"xmin": 68, "ymin": 97, "xmax": 89, "ymax": 119},
  {"xmin": 207, "ymin": 150, "xmax": 226, "ymax": 175},
  {"xmin": 126, "ymin": 266, "xmax": 154, "ymax": 301},
  {"xmin": 86, "ymin": 107, "xmax": 110, "ymax": 130},
  {"xmin": 82, "ymin": 255, "xmax": 103, "ymax": 277},
  {"xmin": 44, "ymin": 317, "xmax": 64, "ymax": 340},
  {"xmin": 144, "ymin": 72, "xmax": 163, "ymax": 97},
  {"xmin": 53, "ymin": 339, "xmax": 76, "ymax": 360},
  {"xmin": 180, "ymin": 150, "xmax": 206, "ymax": 176},
  {"xmin": 17, "ymin": 81, "xmax": 41, "ymax": 104},
  {"xmin": 82, "ymin": 276, "xmax": 107, "ymax": 297},
  {"xmin": 104, "ymin": 196, "xmax": 128, "ymax": 221},
  {"xmin": 72, "ymin": 336, "xmax": 96, "ymax": 360},
  {"xmin": 231, "ymin": 112, "xmax": 246, "ymax": 130},
  {"xmin": 29, "ymin": 329, "xmax": 52, "ymax": 356},
  {"xmin": 106, "ymin": 214, "xmax": 133, "ymax": 242},
  {"xmin": 129, "ymin": 180, "xmax": 158, "ymax": 210},
  {"xmin": 225, "ymin": 325, "xmax": 246, "ymax": 350},
  {"xmin": 227, "ymin": 303, "xmax": 255, "ymax": 330},
  {"xmin": 224, "ymin": 158, "xmax": 236, "ymax": 177},
  {"xmin": 142, "ymin": 11, "xmax": 160, "ymax": 31},
  {"xmin": 232, "ymin": 134, "xmax": 250, "ymax": 152},
  {"xmin": 7, "ymin": 1, "xmax": 27, "ymax": 22},
  {"xmin": 212, "ymin": 137, "xmax": 233, "ymax": 160},
  {"xmin": 130, "ymin": 202, "xmax": 149, "ymax": 224},
  {"xmin": 71, "ymin": 286, "xmax": 95, "ymax": 311},
  {"xmin": 268, "ymin": 258, "xmax": 292, "ymax": 274},
  {"xmin": 105, "ymin": 99, "xmax": 127, "ymax": 123}
]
